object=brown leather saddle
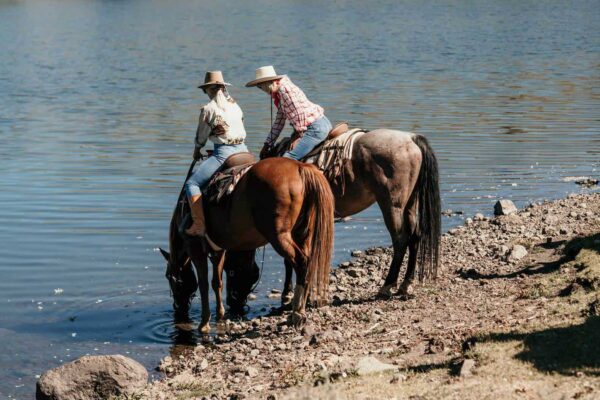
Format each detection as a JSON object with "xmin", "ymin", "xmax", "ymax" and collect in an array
[
  {"xmin": 327, "ymin": 122, "xmax": 350, "ymax": 140},
  {"xmin": 205, "ymin": 152, "xmax": 256, "ymax": 204},
  {"xmin": 218, "ymin": 152, "xmax": 256, "ymax": 172}
]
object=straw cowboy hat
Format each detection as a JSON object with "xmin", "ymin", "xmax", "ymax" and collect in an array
[
  {"xmin": 198, "ymin": 71, "xmax": 231, "ymax": 89},
  {"xmin": 245, "ymin": 66, "xmax": 285, "ymax": 87}
]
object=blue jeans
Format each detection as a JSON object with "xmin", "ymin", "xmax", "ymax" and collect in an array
[
  {"xmin": 284, "ymin": 116, "xmax": 332, "ymax": 160},
  {"xmin": 185, "ymin": 143, "xmax": 248, "ymax": 197}
]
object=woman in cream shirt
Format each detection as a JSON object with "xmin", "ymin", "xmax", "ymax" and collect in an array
[{"xmin": 185, "ymin": 71, "xmax": 248, "ymax": 237}]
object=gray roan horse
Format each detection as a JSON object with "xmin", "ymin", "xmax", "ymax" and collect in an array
[{"xmin": 227, "ymin": 129, "xmax": 441, "ymax": 309}]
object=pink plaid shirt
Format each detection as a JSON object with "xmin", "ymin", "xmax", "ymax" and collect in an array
[{"xmin": 265, "ymin": 76, "xmax": 324, "ymax": 146}]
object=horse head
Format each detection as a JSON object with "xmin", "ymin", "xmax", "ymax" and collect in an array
[
  {"xmin": 160, "ymin": 246, "xmax": 198, "ymax": 319},
  {"xmin": 224, "ymin": 250, "xmax": 260, "ymax": 314}
]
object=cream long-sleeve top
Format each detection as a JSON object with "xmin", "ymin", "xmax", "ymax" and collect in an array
[{"xmin": 194, "ymin": 98, "xmax": 247, "ymax": 148}]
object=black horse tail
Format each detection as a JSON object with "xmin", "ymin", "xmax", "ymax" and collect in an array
[{"xmin": 411, "ymin": 134, "xmax": 441, "ymax": 280}]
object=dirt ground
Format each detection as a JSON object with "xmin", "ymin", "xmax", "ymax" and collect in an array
[{"xmin": 132, "ymin": 192, "xmax": 600, "ymax": 400}]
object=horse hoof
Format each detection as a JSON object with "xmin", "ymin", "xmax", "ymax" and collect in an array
[
  {"xmin": 281, "ymin": 291, "xmax": 294, "ymax": 306},
  {"xmin": 397, "ymin": 284, "xmax": 414, "ymax": 297},
  {"xmin": 377, "ymin": 285, "xmax": 395, "ymax": 299},
  {"xmin": 198, "ymin": 322, "xmax": 211, "ymax": 334},
  {"xmin": 288, "ymin": 311, "xmax": 306, "ymax": 328}
]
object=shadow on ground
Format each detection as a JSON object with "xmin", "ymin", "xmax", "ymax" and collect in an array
[
  {"xmin": 458, "ymin": 233, "xmax": 600, "ymax": 281},
  {"xmin": 479, "ymin": 316, "xmax": 600, "ymax": 376}
]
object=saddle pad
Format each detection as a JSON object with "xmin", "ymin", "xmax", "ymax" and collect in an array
[
  {"xmin": 205, "ymin": 163, "xmax": 254, "ymax": 205},
  {"xmin": 304, "ymin": 128, "xmax": 366, "ymax": 175}
]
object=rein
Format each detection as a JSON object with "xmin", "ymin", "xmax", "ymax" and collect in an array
[{"xmin": 249, "ymin": 246, "xmax": 266, "ymax": 294}]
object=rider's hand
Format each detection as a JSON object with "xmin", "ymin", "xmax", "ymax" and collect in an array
[
  {"xmin": 259, "ymin": 143, "xmax": 271, "ymax": 159},
  {"xmin": 213, "ymin": 124, "xmax": 226, "ymax": 136}
]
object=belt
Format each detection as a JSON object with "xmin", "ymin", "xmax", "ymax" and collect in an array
[{"xmin": 212, "ymin": 137, "xmax": 245, "ymax": 145}]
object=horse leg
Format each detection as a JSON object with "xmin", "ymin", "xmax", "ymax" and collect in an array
[
  {"xmin": 210, "ymin": 251, "xmax": 226, "ymax": 321},
  {"xmin": 188, "ymin": 245, "xmax": 211, "ymax": 333},
  {"xmin": 290, "ymin": 263, "xmax": 310, "ymax": 327},
  {"xmin": 398, "ymin": 203, "xmax": 419, "ymax": 297},
  {"xmin": 377, "ymin": 197, "xmax": 411, "ymax": 299},
  {"xmin": 268, "ymin": 231, "xmax": 308, "ymax": 327},
  {"xmin": 282, "ymin": 259, "xmax": 295, "ymax": 307}
]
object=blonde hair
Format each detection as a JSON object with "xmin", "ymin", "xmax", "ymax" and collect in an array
[{"xmin": 212, "ymin": 87, "xmax": 235, "ymax": 111}]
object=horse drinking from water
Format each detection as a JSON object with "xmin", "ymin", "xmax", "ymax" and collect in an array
[
  {"xmin": 160, "ymin": 157, "xmax": 335, "ymax": 332},
  {"xmin": 227, "ymin": 129, "xmax": 441, "ymax": 308}
]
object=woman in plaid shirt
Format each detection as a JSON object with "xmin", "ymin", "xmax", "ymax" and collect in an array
[{"xmin": 246, "ymin": 66, "xmax": 332, "ymax": 160}]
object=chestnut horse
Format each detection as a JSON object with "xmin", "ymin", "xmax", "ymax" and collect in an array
[
  {"xmin": 228, "ymin": 130, "xmax": 441, "ymax": 308},
  {"xmin": 160, "ymin": 157, "xmax": 334, "ymax": 332}
]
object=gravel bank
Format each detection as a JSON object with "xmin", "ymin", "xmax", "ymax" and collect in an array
[{"xmin": 134, "ymin": 192, "xmax": 600, "ymax": 400}]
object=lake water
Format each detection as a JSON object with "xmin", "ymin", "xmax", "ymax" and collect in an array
[{"xmin": 1, "ymin": 0, "xmax": 599, "ymax": 397}]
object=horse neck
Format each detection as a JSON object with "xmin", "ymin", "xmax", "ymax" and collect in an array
[{"xmin": 168, "ymin": 203, "xmax": 187, "ymax": 266}]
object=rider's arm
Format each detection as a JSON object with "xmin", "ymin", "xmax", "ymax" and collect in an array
[
  {"xmin": 194, "ymin": 107, "xmax": 211, "ymax": 150},
  {"xmin": 265, "ymin": 105, "xmax": 286, "ymax": 147}
]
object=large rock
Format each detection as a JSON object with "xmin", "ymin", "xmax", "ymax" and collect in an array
[
  {"xmin": 36, "ymin": 355, "xmax": 148, "ymax": 400},
  {"xmin": 356, "ymin": 356, "xmax": 397, "ymax": 376},
  {"xmin": 494, "ymin": 200, "xmax": 518, "ymax": 216}
]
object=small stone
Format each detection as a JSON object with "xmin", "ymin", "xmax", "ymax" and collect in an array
[
  {"xmin": 508, "ymin": 245, "xmax": 527, "ymax": 262},
  {"xmin": 575, "ymin": 178, "xmax": 599, "ymax": 187},
  {"xmin": 199, "ymin": 358, "xmax": 209, "ymax": 370},
  {"xmin": 459, "ymin": 359, "xmax": 476, "ymax": 377},
  {"xmin": 390, "ymin": 373, "xmax": 406, "ymax": 384},
  {"xmin": 351, "ymin": 250, "xmax": 363, "ymax": 257},
  {"xmin": 302, "ymin": 324, "xmax": 316, "ymax": 338},
  {"xmin": 496, "ymin": 245, "xmax": 510, "ymax": 257},
  {"xmin": 474, "ymin": 213, "xmax": 485, "ymax": 221},
  {"xmin": 494, "ymin": 200, "xmax": 518, "ymax": 216},
  {"xmin": 250, "ymin": 349, "xmax": 260, "ymax": 357},
  {"xmin": 356, "ymin": 356, "xmax": 397, "ymax": 376},
  {"xmin": 347, "ymin": 268, "xmax": 362, "ymax": 278},
  {"xmin": 247, "ymin": 293, "xmax": 257, "ymax": 301},
  {"xmin": 245, "ymin": 366, "xmax": 259, "ymax": 377},
  {"xmin": 465, "ymin": 218, "xmax": 473, "ymax": 226}
]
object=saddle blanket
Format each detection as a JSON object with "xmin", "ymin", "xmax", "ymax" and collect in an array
[
  {"xmin": 304, "ymin": 128, "xmax": 365, "ymax": 167},
  {"xmin": 204, "ymin": 163, "xmax": 254, "ymax": 205},
  {"xmin": 303, "ymin": 128, "xmax": 366, "ymax": 183}
]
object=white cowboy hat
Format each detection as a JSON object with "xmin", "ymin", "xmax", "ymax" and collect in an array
[
  {"xmin": 198, "ymin": 71, "xmax": 231, "ymax": 89},
  {"xmin": 245, "ymin": 65, "xmax": 285, "ymax": 87}
]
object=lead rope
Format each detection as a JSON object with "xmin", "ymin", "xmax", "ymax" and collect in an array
[
  {"xmin": 268, "ymin": 96, "xmax": 273, "ymax": 152},
  {"xmin": 250, "ymin": 246, "xmax": 266, "ymax": 294},
  {"xmin": 270, "ymin": 96, "xmax": 273, "ymax": 125}
]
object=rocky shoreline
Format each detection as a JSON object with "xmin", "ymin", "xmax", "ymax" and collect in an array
[{"xmin": 38, "ymin": 192, "xmax": 600, "ymax": 399}]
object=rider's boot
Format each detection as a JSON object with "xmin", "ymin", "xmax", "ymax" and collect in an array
[{"xmin": 185, "ymin": 194, "xmax": 206, "ymax": 237}]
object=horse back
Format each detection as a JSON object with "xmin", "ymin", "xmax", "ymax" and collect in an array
[{"xmin": 204, "ymin": 158, "xmax": 305, "ymax": 250}]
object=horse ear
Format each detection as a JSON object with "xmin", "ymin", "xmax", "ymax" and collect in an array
[{"xmin": 159, "ymin": 248, "xmax": 170, "ymax": 261}]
